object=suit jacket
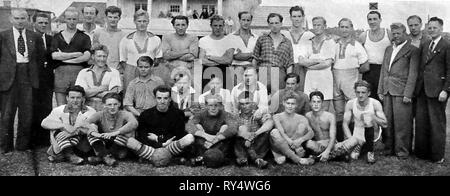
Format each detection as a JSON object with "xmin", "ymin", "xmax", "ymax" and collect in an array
[
  {"xmin": 415, "ymin": 38, "xmax": 450, "ymax": 98},
  {"xmin": 0, "ymin": 29, "xmax": 45, "ymax": 91},
  {"xmin": 39, "ymin": 33, "xmax": 55, "ymax": 90},
  {"xmin": 378, "ymin": 40, "xmax": 420, "ymax": 98}
]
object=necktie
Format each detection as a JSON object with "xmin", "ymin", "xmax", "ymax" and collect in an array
[
  {"xmin": 429, "ymin": 41, "xmax": 435, "ymax": 52},
  {"xmin": 18, "ymin": 30, "xmax": 25, "ymax": 56}
]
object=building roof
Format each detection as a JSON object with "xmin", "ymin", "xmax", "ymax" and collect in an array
[
  {"xmin": 252, "ymin": 6, "xmax": 293, "ymax": 28},
  {"xmin": 54, "ymin": 1, "xmax": 106, "ymax": 24}
]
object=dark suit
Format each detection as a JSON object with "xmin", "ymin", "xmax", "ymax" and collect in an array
[
  {"xmin": 378, "ymin": 40, "xmax": 419, "ymax": 157},
  {"xmin": 0, "ymin": 28, "xmax": 44, "ymax": 152},
  {"xmin": 31, "ymin": 33, "xmax": 54, "ymax": 147},
  {"xmin": 415, "ymin": 37, "xmax": 450, "ymax": 161}
]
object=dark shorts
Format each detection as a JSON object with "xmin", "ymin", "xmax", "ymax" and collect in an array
[{"xmin": 54, "ymin": 65, "xmax": 84, "ymax": 93}]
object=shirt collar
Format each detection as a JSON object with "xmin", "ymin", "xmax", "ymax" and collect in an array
[
  {"xmin": 135, "ymin": 75, "xmax": 157, "ymax": 83},
  {"xmin": 337, "ymin": 37, "xmax": 356, "ymax": 46},
  {"xmin": 13, "ymin": 27, "xmax": 25, "ymax": 35},
  {"xmin": 86, "ymin": 65, "xmax": 112, "ymax": 72},
  {"xmin": 63, "ymin": 104, "xmax": 89, "ymax": 114},
  {"xmin": 393, "ymin": 40, "xmax": 407, "ymax": 49},
  {"xmin": 431, "ymin": 36, "xmax": 442, "ymax": 45},
  {"xmin": 233, "ymin": 29, "xmax": 255, "ymax": 37}
]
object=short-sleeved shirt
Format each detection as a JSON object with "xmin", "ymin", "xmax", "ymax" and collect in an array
[
  {"xmin": 92, "ymin": 28, "xmax": 127, "ymax": 69},
  {"xmin": 334, "ymin": 38, "xmax": 368, "ymax": 70},
  {"xmin": 303, "ymin": 36, "xmax": 337, "ymax": 100},
  {"xmin": 119, "ymin": 31, "xmax": 163, "ymax": 66},
  {"xmin": 51, "ymin": 29, "xmax": 91, "ymax": 67},
  {"xmin": 123, "ymin": 75, "xmax": 165, "ymax": 112},
  {"xmin": 199, "ymin": 35, "xmax": 234, "ymax": 57},
  {"xmin": 281, "ymin": 30, "xmax": 315, "ymax": 64},
  {"xmin": 191, "ymin": 110, "xmax": 235, "ymax": 137},
  {"xmin": 87, "ymin": 110, "xmax": 138, "ymax": 138},
  {"xmin": 77, "ymin": 23, "xmax": 101, "ymax": 42},
  {"xmin": 75, "ymin": 65, "xmax": 122, "ymax": 97},
  {"xmin": 161, "ymin": 33, "xmax": 199, "ymax": 68},
  {"xmin": 227, "ymin": 30, "xmax": 259, "ymax": 66},
  {"xmin": 253, "ymin": 33, "xmax": 294, "ymax": 69}
]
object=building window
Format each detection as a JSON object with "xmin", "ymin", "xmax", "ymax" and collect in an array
[
  {"xmin": 202, "ymin": 5, "xmax": 216, "ymax": 12},
  {"xmin": 4, "ymin": 0, "xmax": 11, "ymax": 7},
  {"xmin": 170, "ymin": 5, "xmax": 180, "ymax": 13},
  {"xmin": 135, "ymin": 0, "xmax": 148, "ymax": 12}
]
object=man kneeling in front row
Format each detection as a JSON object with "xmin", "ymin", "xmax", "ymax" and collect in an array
[{"xmin": 126, "ymin": 85, "xmax": 195, "ymax": 167}]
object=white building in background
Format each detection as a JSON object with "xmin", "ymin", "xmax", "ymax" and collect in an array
[{"xmin": 106, "ymin": 0, "xmax": 261, "ymax": 36}]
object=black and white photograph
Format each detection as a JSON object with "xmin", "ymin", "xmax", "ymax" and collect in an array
[{"xmin": 1, "ymin": 0, "xmax": 450, "ymax": 179}]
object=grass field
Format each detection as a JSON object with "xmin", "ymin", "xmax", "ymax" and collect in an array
[{"xmin": 1, "ymin": 104, "xmax": 450, "ymax": 176}]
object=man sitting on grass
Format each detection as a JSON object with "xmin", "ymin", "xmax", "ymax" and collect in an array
[
  {"xmin": 83, "ymin": 92, "xmax": 138, "ymax": 166},
  {"xmin": 126, "ymin": 85, "xmax": 195, "ymax": 167},
  {"xmin": 234, "ymin": 91, "xmax": 274, "ymax": 169},
  {"xmin": 305, "ymin": 91, "xmax": 362, "ymax": 162},
  {"xmin": 270, "ymin": 91, "xmax": 315, "ymax": 165},
  {"xmin": 188, "ymin": 94, "xmax": 237, "ymax": 168},
  {"xmin": 41, "ymin": 85, "xmax": 97, "ymax": 165}
]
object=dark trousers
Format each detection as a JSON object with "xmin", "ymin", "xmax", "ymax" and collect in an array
[
  {"xmin": 191, "ymin": 136, "xmax": 232, "ymax": 158},
  {"xmin": 383, "ymin": 94, "xmax": 413, "ymax": 156},
  {"xmin": 362, "ymin": 64, "xmax": 381, "ymax": 101},
  {"xmin": 234, "ymin": 132, "xmax": 270, "ymax": 161},
  {"xmin": 31, "ymin": 86, "xmax": 53, "ymax": 148},
  {"xmin": 0, "ymin": 63, "xmax": 33, "ymax": 152},
  {"xmin": 414, "ymin": 92, "xmax": 446, "ymax": 161},
  {"xmin": 361, "ymin": 127, "xmax": 375, "ymax": 153}
]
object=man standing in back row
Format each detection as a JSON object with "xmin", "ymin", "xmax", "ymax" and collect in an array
[
  {"xmin": 415, "ymin": 17, "xmax": 450, "ymax": 164},
  {"xmin": 0, "ymin": 8, "xmax": 45, "ymax": 153}
]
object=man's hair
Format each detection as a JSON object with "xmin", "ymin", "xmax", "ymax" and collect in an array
[
  {"xmin": 102, "ymin": 92, "xmax": 122, "ymax": 103},
  {"xmin": 105, "ymin": 6, "xmax": 122, "ymax": 17},
  {"xmin": 153, "ymin": 85, "xmax": 172, "ymax": 97},
  {"xmin": 354, "ymin": 80, "xmax": 371, "ymax": 91},
  {"xmin": 171, "ymin": 15, "xmax": 189, "ymax": 26},
  {"xmin": 91, "ymin": 44, "xmax": 109, "ymax": 56},
  {"xmin": 284, "ymin": 73, "xmax": 300, "ymax": 83},
  {"xmin": 64, "ymin": 7, "xmax": 80, "ymax": 18},
  {"xmin": 210, "ymin": 15, "xmax": 225, "ymax": 25},
  {"xmin": 390, "ymin": 23, "xmax": 407, "ymax": 33},
  {"xmin": 66, "ymin": 85, "xmax": 86, "ymax": 97},
  {"xmin": 10, "ymin": 8, "xmax": 28, "ymax": 19},
  {"xmin": 238, "ymin": 11, "xmax": 253, "ymax": 20},
  {"xmin": 137, "ymin": 56, "xmax": 154, "ymax": 67},
  {"xmin": 429, "ymin": 17, "xmax": 444, "ymax": 26},
  {"xmin": 407, "ymin": 15, "xmax": 422, "ymax": 24},
  {"xmin": 312, "ymin": 16, "xmax": 326, "ymax": 25},
  {"xmin": 134, "ymin": 9, "xmax": 149, "ymax": 21},
  {"xmin": 289, "ymin": 6, "xmax": 304, "ymax": 16},
  {"xmin": 267, "ymin": 13, "xmax": 283, "ymax": 23},
  {"xmin": 33, "ymin": 12, "xmax": 50, "ymax": 23},
  {"xmin": 309, "ymin": 91, "xmax": 324, "ymax": 101},
  {"xmin": 338, "ymin": 18, "xmax": 353, "ymax": 28},
  {"xmin": 283, "ymin": 91, "xmax": 299, "ymax": 102},
  {"xmin": 367, "ymin": 11, "xmax": 381, "ymax": 19},
  {"xmin": 82, "ymin": 5, "xmax": 99, "ymax": 15}
]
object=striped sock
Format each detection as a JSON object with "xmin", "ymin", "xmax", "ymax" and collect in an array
[
  {"xmin": 113, "ymin": 135, "xmax": 128, "ymax": 147},
  {"xmin": 137, "ymin": 144, "xmax": 155, "ymax": 160},
  {"xmin": 167, "ymin": 141, "xmax": 183, "ymax": 156}
]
